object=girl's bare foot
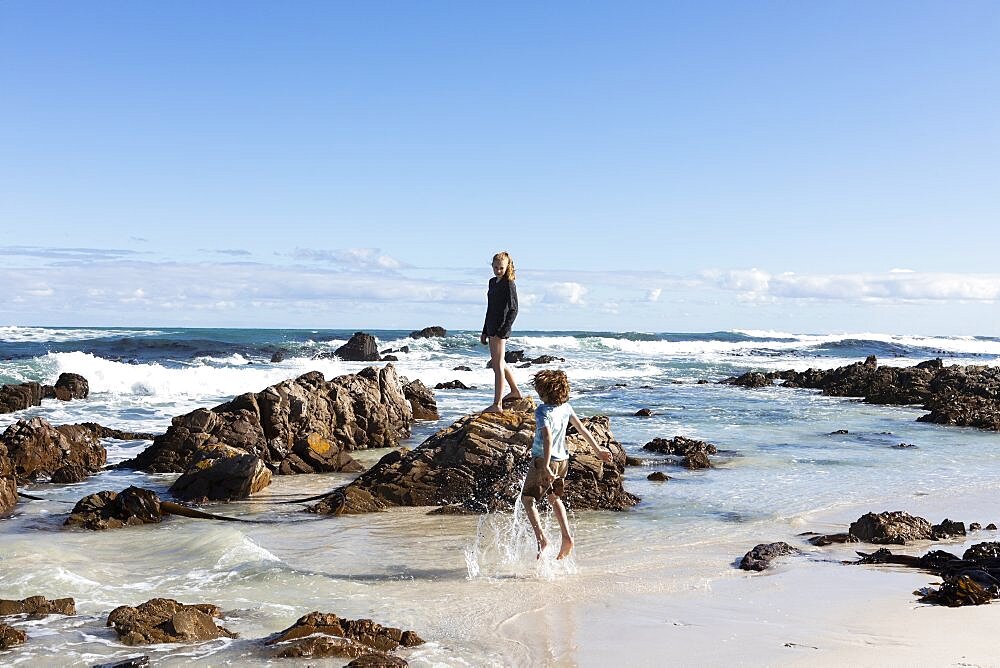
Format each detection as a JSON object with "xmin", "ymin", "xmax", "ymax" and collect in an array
[
  {"xmin": 502, "ymin": 392, "xmax": 523, "ymax": 401},
  {"xmin": 483, "ymin": 404, "xmax": 504, "ymax": 414},
  {"xmin": 536, "ymin": 536, "xmax": 548, "ymax": 559},
  {"xmin": 556, "ymin": 535, "xmax": 574, "ymax": 560}
]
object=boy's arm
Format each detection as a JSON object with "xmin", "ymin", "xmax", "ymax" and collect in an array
[{"xmin": 570, "ymin": 414, "xmax": 614, "ymax": 464}]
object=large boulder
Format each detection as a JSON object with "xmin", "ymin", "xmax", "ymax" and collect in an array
[
  {"xmin": 309, "ymin": 401, "xmax": 639, "ymax": 515},
  {"xmin": 409, "ymin": 326, "xmax": 446, "ymax": 339},
  {"xmin": 0, "ymin": 382, "xmax": 43, "ymax": 414},
  {"xmin": 333, "ymin": 332, "xmax": 381, "ymax": 362},
  {"xmin": 169, "ymin": 445, "xmax": 273, "ymax": 502},
  {"xmin": 53, "ymin": 372, "xmax": 90, "ymax": 401},
  {"xmin": 849, "ymin": 511, "xmax": 933, "ymax": 545},
  {"xmin": 121, "ymin": 366, "xmax": 411, "ymax": 477},
  {"xmin": 402, "ymin": 379, "xmax": 438, "ymax": 420},
  {"xmin": 0, "ymin": 596, "xmax": 76, "ymax": 617},
  {"xmin": 0, "ymin": 623, "xmax": 27, "ymax": 649},
  {"xmin": 106, "ymin": 598, "xmax": 237, "ymax": 645},
  {"xmin": 1, "ymin": 417, "xmax": 106, "ymax": 482},
  {"xmin": 0, "ymin": 440, "xmax": 15, "ymax": 515},
  {"xmin": 64, "ymin": 487, "xmax": 163, "ymax": 530}
]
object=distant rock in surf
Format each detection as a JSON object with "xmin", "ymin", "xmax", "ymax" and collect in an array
[
  {"xmin": 409, "ymin": 326, "xmax": 446, "ymax": 338},
  {"xmin": 332, "ymin": 332, "xmax": 381, "ymax": 361},
  {"xmin": 642, "ymin": 436, "xmax": 717, "ymax": 469}
]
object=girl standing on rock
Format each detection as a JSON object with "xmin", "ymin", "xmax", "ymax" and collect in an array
[{"xmin": 481, "ymin": 251, "xmax": 522, "ymax": 413}]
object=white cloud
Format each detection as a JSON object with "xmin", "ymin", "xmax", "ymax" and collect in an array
[
  {"xmin": 647, "ymin": 288, "xmax": 662, "ymax": 302},
  {"xmin": 293, "ymin": 247, "xmax": 405, "ymax": 271},
  {"xmin": 544, "ymin": 282, "xmax": 588, "ymax": 305}
]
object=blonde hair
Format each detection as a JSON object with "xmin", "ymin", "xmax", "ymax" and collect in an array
[
  {"xmin": 493, "ymin": 251, "xmax": 516, "ymax": 281},
  {"xmin": 533, "ymin": 369, "xmax": 570, "ymax": 405}
]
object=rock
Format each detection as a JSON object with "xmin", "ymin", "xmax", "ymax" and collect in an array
[
  {"xmin": 642, "ymin": 436, "xmax": 717, "ymax": 469},
  {"xmin": 409, "ymin": 326, "xmax": 446, "ymax": 339},
  {"xmin": 169, "ymin": 445, "xmax": 273, "ymax": 502},
  {"xmin": 805, "ymin": 532, "xmax": 857, "ymax": 546},
  {"xmin": 266, "ymin": 611, "xmax": 424, "ymax": 656},
  {"xmin": 382, "ymin": 355, "xmax": 399, "ymax": 362},
  {"xmin": 487, "ymin": 350, "xmax": 525, "ymax": 368},
  {"xmin": 310, "ymin": 403, "xmax": 639, "ymax": 514},
  {"xmin": 434, "ymin": 380, "xmax": 470, "ymax": 390},
  {"xmin": 970, "ymin": 522, "xmax": 982, "ymax": 531},
  {"xmin": 92, "ymin": 657, "xmax": 151, "ymax": 668},
  {"xmin": 963, "ymin": 542, "xmax": 1000, "ymax": 561},
  {"xmin": 931, "ymin": 519, "xmax": 966, "ymax": 540},
  {"xmin": 917, "ymin": 574, "xmax": 994, "ymax": 606},
  {"xmin": 696, "ymin": 379, "xmax": 710, "ymax": 384},
  {"xmin": 989, "ymin": 523, "xmax": 998, "ymax": 530},
  {"xmin": 333, "ymin": 332, "xmax": 381, "ymax": 362},
  {"xmin": 50, "ymin": 464, "xmax": 90, "ymax": 483},
  {"xmin": 348, "ymin": 653, "xmax": 409, "ymax": 667},
  {"xmin": 739, "ymin": 542, "xmax": 798, "ymax": 571},
  {"xmin": 427, "ymin": 504, "xmax": 477, "ymax": 515},
  {"xmin": 0, "ymin": 623, "xmax": 27, "ymax": 649},
  {"xmin": 272, "ymin": 635, "xmax": 395, "ymax": 660},
  {"xmin": 829, "ymin": 429, "xmax": 849, "ymax": 435},
  {"xmin": 270, "ymin": 350, "xmax": 286, "ymax": 363},
  {"xmin": 1, "ymin": 417, "xmax": 106, "ymax": 482},
  {"xmin": 646, "ymin": 471, "xmax": 669, "ymax": 482},
  {"xmin": 634, "ymin": 409, "xmax": 654, "ymax": 417},
  {"xmin": 721, "ymin": 371, "xmax": 773, "ymax": 388},
  {"xmin": 402, "ymin": 380, "xmax": 438, "ymax": 421},
  {"xmin": 0, "ymin": 596, "xmax": 76, "ymax": 616},
  {"xmin": 530, "ymin": 355, "xmax": 564, "ymax": 365},
  {"xmin": 75, "ymin": 423, "xmax": 158, "ymax": 441},
  {"xmin": 624, "ymin": 456, "xmax": 645, "ymax": 466},
  {"xmin": 64, "ymin": 487, "xmax": 163, "ymax": 530},
  {"xmin": 452, "ymin": 366, "xmax": 471, "ymax": 372},
  {"xmin": 893, "ymin": 443, "xmax": 917, "ymax": 449},
  {"xmin": 106, "ymin": 598, "xmax": 237, "ymax": 645},
  {"xmin": 0, "ymin": 440, "xmax": 15, "ymax": 515},
  {"xmin": 53, "ymin": 372, "xmax": 89, "ymax": 401},
  {"xmin": 849, "ymin": 511, "xmax": 933, "ymax": 544},
  {"xmin": 121, "ymin": 367, "xmax": 409, "ymax": 477},
  {"xmin": 0, "ymin": 382, "xmax": 43, "ymax": 414}
]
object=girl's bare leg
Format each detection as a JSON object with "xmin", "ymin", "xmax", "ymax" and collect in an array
[
  {"xmin": 485, "ymin": 336, "xmax": 506, "ymax": 412},
  {"xmin": 502, "ymin": 363, "xmax": 522, "ymax": 401}
]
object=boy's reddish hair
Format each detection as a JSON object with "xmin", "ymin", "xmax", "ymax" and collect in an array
[{"xmin": 533, "ymin": 369, "xmax": 570, "ymax": 405}]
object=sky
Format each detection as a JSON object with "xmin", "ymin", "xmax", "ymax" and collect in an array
[{"xmin": 1, "ymin": 1, "xmax": 998, "ymax": 334}]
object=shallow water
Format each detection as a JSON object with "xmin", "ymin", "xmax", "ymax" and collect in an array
[{"xmin": 1, "ymin": 327, "xmax": 999, "ymax": 665}]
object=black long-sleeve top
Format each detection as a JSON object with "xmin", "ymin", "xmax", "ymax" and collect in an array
[{"xmin": 482, "ymin": 277, "xmax": 518, "ymax": 339}]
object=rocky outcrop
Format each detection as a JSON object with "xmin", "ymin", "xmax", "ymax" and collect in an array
[
  {"xmin": 332, "ymin": 332, "xmax": 381, "ymax": 362},
  {"xmin": 0, "ymin": 440, "xmax": 15, "ymax": 515},
  {"xmin": 409, "ymin": 326, "xmax": 446, "ymax": 339},
  {"xmin": 721, "ymin": 371, "xmax": 773, "ymax": 388},
  {"xmin": 0, "ymin": 623, "xmax": 27, "ymax": 649},
  {"xmin": 402, "ymin": 379, "xmax": 438, "ymax": 420},
  {"xmin": 739, "ymin": 542, "xmax": 798, "ymax": 571},
  {"xmin": 309, "ymin": 401, "xmax": 638, "ymax": 514},
  {"xmin": 121, "ymin": 367, "xmax": 411, "ymax": 480},
  {"xmin": 106, "ymin": 598, "xmax": 237, "ymax": 645},
  {"xmin": 0, "ymin": 382, "xmax": 43, "ymax": 414},
  {"xmin": 266, "ymin": 611, "xmax": 423, "ymax": 660},
  {"xmin": 434, "ymin": 380, "xmax": 471, "ymax": 390},
  {"xmin": 53, "ymin": 372, "xmax": 89, "ymax": 401},
  {"xmin": 65, "ymin": 487, "xmax": 163, "ymax": 530},
  {"xmin": 168, "ymin": 444, "xmax": 274, "ymax": 502},
  {"xmin": 848, "ymin": 511, "xmax": 933, "ymax": 545},
  {"xmin": 1, "ymin": 417, "xmax": 106, "ymax": 482},
  {"xmin": 0, "ymin": 596, "xmax": 76, "ymax": 617},
  {"xmin": 642, "ymin": 436, "xmax": 717, "ymax": 469}
]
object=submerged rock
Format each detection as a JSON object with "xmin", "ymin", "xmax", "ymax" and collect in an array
[
  {"xmin": 0, "ymin": 596, "xmax": 76, "ymax": 617},
  {"xmin": 0, "ymin": 623, "xmax": 27, "ymax": 649},
  {"xmin": 309, "ymin": 401, "xmax": 638, "ymax": 515},
  {"xmin": 106, "ymin": 598, "xmax": 237, "ymax": 645},
  {"xmin": 849, "ymin": 511, "xmax": 933, "ymax": 545},
  {"xmin": 266, "ymin": 611, "xmax": 424, "ymax": 654},
  {"xmin": 739, "ymin": 542, "xmax": 798, "ymax": 571},
  {"xmin": 65, "ymin": 487, "xmax": 163, "ymax": 530},
  {"xmin": 121, "ymin": 367, "xmax": 410, "ymax": 481}
]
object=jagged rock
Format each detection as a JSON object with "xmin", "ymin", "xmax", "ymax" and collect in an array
[
  {"xmin": 272, "ymin": 636, "xmax": 396, "ymax": 660},
  {"xmin": 932, "ymin": 519, "xmax": 967, "ymax": 540},
  {"xmin": 849, "ymin": 511, "xmax": 933, "ymax": 545},
  {"xmin": 989, "ymin": 523, "xmax": 998, "ymax": 530},
  {"xmin": 333, "ymin": 332, "xmax": 381, "ymax": 362},
  {"xmin": 0, "ymin": 623, "xmax": 27, "ymax": 649},
  {"xmin": 106, "ymin": 598, "xmax": 237, "ymax": 645},
  {"xmin": 403, "ymin": 380, "xmax": 438, "ymax": 420},
  {"xmin": 970, "ymin": 522, "xmax": 982, "ymax": 531},
  {"xmin": 310, "ymin": 403, "xmax": 638, "ymax": 514},
  {"xmin": 65, "ymin": 487, "xmax": 163, "ymax": 530},
  {"xmin": 0, "ymin": 596, "xmax": 76, "ymax": 617},
  {"xmin": 266, "ymin": 611, "xmax": 423, "ymax": 658},
  {"xmin": 721, "ymin": 371, "xmax": 773, "ymax": 388},
  {"xmin": 0, "ymin": 382, "xmax": 43, "ymax": 414},
  {"xmin": 270, "ymin": 350, "xmax": 287, "ymax": 363},
  {"xmin": 50, "ymin": 464, "xmax": 90, "ymax": 483},
  {"xmin": 169, "ymin": 444, "xmax": 273, "ymax": 502},
  {"xmin": 75, "ymin": 423, "xmax": 158, "ymax": 441},
  {"xmin": 739, "ymin": 542, "xmax": 798, "ymax": 571},
  {"xmin": 624, "ymin": 456, "xmax": 645, "ymax": 466},
  {"xmin": 646, "ymin": 471, "xmax": 669, "ymax": 482},
  {"xmin": 642, "ymin": 436, "xmax": 717, "ymax": 469},
  {"xmin": 1, "ymin": 417, "xmax": 106, "ymax": 482},
  {"xmin": 634, "ymin": 409, "xmax": 654, "ymax": 417},
  {"xmin": 53, "ymin": 372, "xmax": 89, "ymax": 401},
  {"xmin": 434, "ymin": 380, "xmax": 470, "ymax": 390},
  {"xmin": 121, "ymin": 367, "xmax": 409, "ymax": 477},
  {"xmin": 409, "ymin": 326, "xmax": 446, "ymax": 339},
  {"xmin": 0, "ymin": 440, "xmax": 15, "ymax": 515},
  {"xmin": 963, "ymin": 542, "xmax": 1000, "ymax": 561},
  {"xmin": 530, "ymin": 355, "xmax": 564, "ymax": 365}
]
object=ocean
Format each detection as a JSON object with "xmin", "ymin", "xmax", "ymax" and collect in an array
[{"xmin": 2, "ymin": 326, "xmax": 1000, "ymax": 666}]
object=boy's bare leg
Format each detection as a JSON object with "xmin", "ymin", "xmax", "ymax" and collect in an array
[
  {"xmin": 549, "ymin": 495, "xmax": 574, "ymax": 559},
  {"xmin": 521, "ymin": 495, "xmax": 548, "ymax": 558}
]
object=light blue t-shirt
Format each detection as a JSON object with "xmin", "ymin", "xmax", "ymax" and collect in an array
[{"xmin": 532, "ymin": 402, "xmax": 577, "ymax": 460}]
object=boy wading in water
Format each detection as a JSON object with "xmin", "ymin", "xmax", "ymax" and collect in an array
[{"xmin": 522, "ymin": 370, "xmax": 613, "ymax": 559}]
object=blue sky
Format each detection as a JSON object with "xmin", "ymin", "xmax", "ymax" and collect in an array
[{"xmin": 1, "ymin": 1, "xmax": 998, "ymax": 334}]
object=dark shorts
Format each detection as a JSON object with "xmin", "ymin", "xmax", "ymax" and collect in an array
[{"xmin": 522, "ymin": 457, "xmax": 569, "ymax": 500}]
